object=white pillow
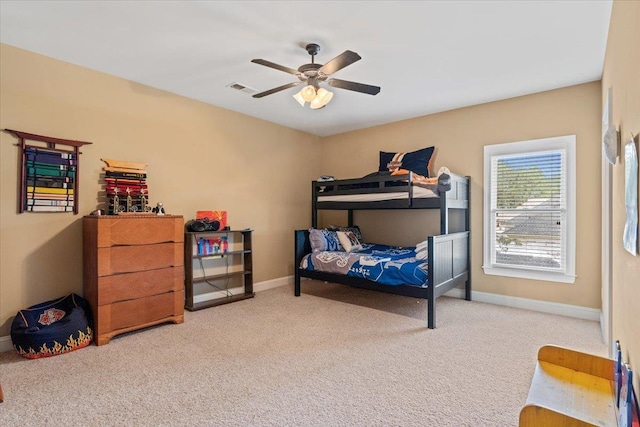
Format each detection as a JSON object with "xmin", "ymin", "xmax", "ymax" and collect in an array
[{"xmin": 337, "ymin": 231, "xmax": 363, "ymax": 252}]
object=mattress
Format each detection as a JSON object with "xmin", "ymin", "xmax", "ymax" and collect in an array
[
  {"xmin": 317, "ymin": 185, "xmax": 438, "ymax": 202},
  {"xmin": 300, "ymin": 243, "xmax": 428, "ymax": 287}
]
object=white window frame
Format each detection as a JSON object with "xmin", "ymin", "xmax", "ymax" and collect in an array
[{"xmin": 483, "ymin": 135, "xmax": 576, "ymax": 283}]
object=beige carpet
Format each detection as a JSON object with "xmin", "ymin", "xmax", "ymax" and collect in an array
[{"xmin": 0, "ymin": 281, "xmax": 605, "ymax": 426}]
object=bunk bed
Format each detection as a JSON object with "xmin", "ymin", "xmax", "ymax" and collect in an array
[{"xmin": 294, "ymin": 171, "xmax": 471, "ymax": 329}]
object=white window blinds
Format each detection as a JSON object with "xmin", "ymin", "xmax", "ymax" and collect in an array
[{"xmin": 490, "ymin": 150, "xmax": 566, "ymax": 272}]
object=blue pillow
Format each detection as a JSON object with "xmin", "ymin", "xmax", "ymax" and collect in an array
[
  {"xmin": 379, "ymin": 146, "xmax": 435, "ymax": 177},
  {"xmin": 308, "ymin": 228, "xmax": 342, "ymax": 252}
]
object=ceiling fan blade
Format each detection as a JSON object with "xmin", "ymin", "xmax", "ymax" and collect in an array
[
  {"xmin": 253, "ymin": 81, "xmax": 303, "ymax": 98},
  {"xmin": 251, "ymin": 59, "xmax": 301, "ymax": 76},
  {"xmin": 318, "ymin": 50, "xmax": 361, "ymax": 75},
  {"xmin": 327, "ymin": 78, "xmax": 381, "ymax": 95}
]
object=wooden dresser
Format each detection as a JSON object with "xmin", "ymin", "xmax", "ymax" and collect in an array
[{"xmin": 83, "ymin": 215, "xmax": 184, "ymax": 345}]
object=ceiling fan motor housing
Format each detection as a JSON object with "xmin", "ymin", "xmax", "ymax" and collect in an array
[
  {"xmin": 299, "ymin": 44, "xmax": 326, "ymax": 83},
  {"xmin": 305, "ymin": 43, "xmax": 321, "ymax": 57}
]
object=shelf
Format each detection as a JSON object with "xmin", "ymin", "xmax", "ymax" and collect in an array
[
  {"xmin": 184, "ymin": 229, "xmax": 253, "ymax": 311},
  {"xmin": 193, "ymin": 249, "xmax": 250, "ymax": 259},
  {"xmin": 191, "ymin": 270, "xmax": 251, "ymax": 284},
  {"xmin": 186, "ymin": 229, "xmax": 253, "ymax": 235},
  {"xmin": 185, "ymin": 292, "xmax": 254, "ymax": 311}
]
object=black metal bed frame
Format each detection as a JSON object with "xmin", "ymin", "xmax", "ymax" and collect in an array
[{"xmin": 294, "ymin": 172, "xmax": 471, "ymax": 329}]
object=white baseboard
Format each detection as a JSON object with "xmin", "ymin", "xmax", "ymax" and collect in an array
[
  {"xmin": 0, "ymin": 335, "xmax": 12, "ymax": 353},
  {"xmin": 444, "ymin": 288, "xmax": 601, "ymax": 321},
  {"xmin": 254, "ymin": 275, "xmax": 292, "ymax": 292}
]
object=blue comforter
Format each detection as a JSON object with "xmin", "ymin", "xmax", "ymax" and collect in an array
[{"xmin": 300, "ymin": 243, "xmax": 428, "ymax": 287}]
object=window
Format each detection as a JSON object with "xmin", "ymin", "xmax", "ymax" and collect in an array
[{"xmin": 483, "ymin": 135, "xmax": 576, "ymax": 283}]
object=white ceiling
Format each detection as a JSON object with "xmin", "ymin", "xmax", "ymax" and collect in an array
[{"xmin": 0, "ymin": 1, "xmax": 612, "ymax": 137}]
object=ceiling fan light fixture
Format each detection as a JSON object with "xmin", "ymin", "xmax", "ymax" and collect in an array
[
  {"xmin": 292, "ymin": 90, "xmax": 306, "ymax": 106},
  {"xmin": 310, "ymin": 88, "xmax": 333, "ymax": 109},
  {"xmin": 301, "ymin": 85, "xmax": 317, "ymax": 102}
]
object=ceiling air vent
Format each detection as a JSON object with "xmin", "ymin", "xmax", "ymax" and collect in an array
[{"xmin": 226, "ymin": 82, "xmax": 258, "ymax": 95}]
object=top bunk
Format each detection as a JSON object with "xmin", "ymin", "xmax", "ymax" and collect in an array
[
  {"xmin": 313, "ymin": 170, "xmax": 470, "ymax": 212},
  {"xmin": 311, "ymin": 146, "xmax": 470, "ymax": 232}
]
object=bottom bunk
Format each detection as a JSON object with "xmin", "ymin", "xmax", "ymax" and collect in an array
[{"xmin": 294, "ymin": 229, "xmax": 471, "ymax": 328}]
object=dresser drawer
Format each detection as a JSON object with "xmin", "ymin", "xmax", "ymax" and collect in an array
[
  {"xmin": 97, "ymin": 242, "xmax": 183, "ymax": 276},
  {"xmin": 97, "ymin": 291, "xmax": 184, "ymax": 333},
  {"xmin": 97, "ymin": 266, "xmax": 183, "ymax": 305},
  {"xmin": 91, "ymin": 216, "xmax": 183, "ymax": 247}
]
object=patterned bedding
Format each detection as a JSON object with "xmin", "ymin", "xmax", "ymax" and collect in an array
[{"xmin": 300, "ymin": 243, "xmax": 428, "ymax": 287}]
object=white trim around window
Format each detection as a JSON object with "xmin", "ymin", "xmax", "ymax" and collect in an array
[{"xmin": 483, "ymin": 135, "xmax": 576, "ymax": 284}]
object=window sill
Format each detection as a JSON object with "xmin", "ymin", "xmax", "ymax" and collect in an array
[{"xmin": 483, "ymin": 266, "xmax": 576, "ymax": 284}]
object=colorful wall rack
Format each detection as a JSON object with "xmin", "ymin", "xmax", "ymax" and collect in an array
[{"xmin": 4, "ymin": 129, "xmax": 91, "ymax": 214}]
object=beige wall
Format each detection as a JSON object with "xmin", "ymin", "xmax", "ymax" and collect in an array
[
  {"xmin": 2, "ymin": 6, "xmax": 634, "ymax": 370},
  {"xmin": 602, "ymin": 0, "xmax": 640, "ymax": 394},
  {"xmin": 0, "ymin": 44, "xmax": 320, "ymax": 337},
  {"xmin": 0, "ymin": 44, "xmax": 604, "ymax": 338},
  {"xmin": 320, "ymin": 82, "xmax": 603, "ymax": 309}
]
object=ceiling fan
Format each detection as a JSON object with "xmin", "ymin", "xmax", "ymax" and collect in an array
[{"xmin": 251, "ymin": 43, "xmax": 381, "ymax": 109}]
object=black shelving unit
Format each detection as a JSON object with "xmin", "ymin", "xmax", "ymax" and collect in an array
[{"xmin": 184, "ymin": 229, "xmax": 254, "ymax": 311}]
